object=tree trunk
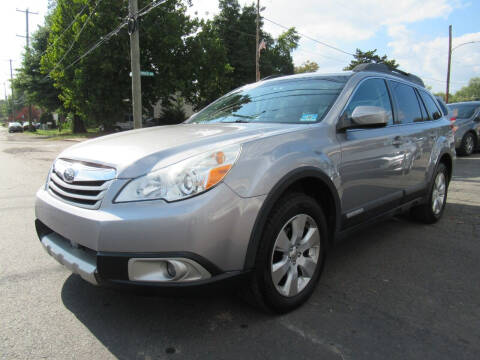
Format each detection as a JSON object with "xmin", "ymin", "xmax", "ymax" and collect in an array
[{"xmin": 72, "ymin": 114, "xmax": 86, "ymax": 133}]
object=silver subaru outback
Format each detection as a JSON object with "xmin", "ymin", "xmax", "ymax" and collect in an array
[{"xmin": 36, "ymin": 63, "xmax": 455, "ymax": 313}]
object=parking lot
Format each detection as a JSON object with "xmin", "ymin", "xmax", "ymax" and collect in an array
[{"xmin": 1, "ymin": 126, "xmax": 479, "ymax": 360}]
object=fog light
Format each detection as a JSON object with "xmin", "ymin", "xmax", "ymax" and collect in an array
[
  {"xmin": 166, "ymin": 261, "xmax": 176, "ymax": 278},
  {"xmin": 128, "ymin": 257, "xmax": 212, "ymax": 282}
]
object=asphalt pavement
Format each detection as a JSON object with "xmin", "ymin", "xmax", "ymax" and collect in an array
[{"xmin": 1, "ymin": 126, "xmax": 479, "ymax": 360}]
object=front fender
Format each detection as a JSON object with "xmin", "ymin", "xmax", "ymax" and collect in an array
[{"xmin": 223, "ymin": 126, "xmax": 341, "ymax": 198}]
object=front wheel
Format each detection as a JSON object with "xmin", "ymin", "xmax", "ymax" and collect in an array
[
  {"xmin": 411, "ymin": 163, "xmax": 449, "ymax": 224},
  {"xmin": 246, "ymin": 193, "xmax": 327, "ymax": 313}
]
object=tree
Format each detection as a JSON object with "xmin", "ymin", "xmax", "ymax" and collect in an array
[
  {"xmin": 344, "ymin": 49, "xmax": 399, "ymax": 71},
  {"xmin": 42, "ymin": 0, "xmax": 197, "ymax": 132},
  {"xmin": 450, "ymin": 77, "xmax": 480, "ymax": 102},
  {"xmin": 260, "ymin": 27, "xmax": 299, "ymax": 77},
  {"xmin": 294, "ymin": 60, "xmax": 319, "ymax": 74},
  {"xmin": 13, "ymin": 25, "xmax": 61, "ymax": 114},
  {"xmin": 184, "ymin": 19, "xmax": 234, "ymax": 109},
  {"xmin": 213, "ymin": 0, "xmax": 299, "ymax": 90}
]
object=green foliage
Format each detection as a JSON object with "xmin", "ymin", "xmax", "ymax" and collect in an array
[
  {"xmin": 184, "ymin": 19, "xmax": 234, "ymax": 109},
  {"xmin": 344, "ymin": 48, "xmax": 399, "ymax": 71},
  {"xmin": 213, "ymin": 0, "xmax": 299, "ymax": 88},
  {"xmin": 294, "ymin": 60, "xmax": 319, "ymax": 74},
  {"xmin": 40, "ymin": 112, "xmax": 54, "ymax": 124},
  {"xmin": 260, "ymin": 27, "xmax": 299, "ymax": 77},
  {"xmin": 13, "ymin": 26, "xmax": 61, "ymax": 113},
  {"xmin": 450, "ymin": 77, "xmax": 480, "ymax": 102},
  {"xmin": 14, "ymin": 0, "xmax": 298, "ymax": 132},
  {"xmin": 42, "ymin": 0, "xmax": 196, "ymax": 132},
  {"xmin": 159, "ymin": 98, "xmax": 187, "ymax": 125}
]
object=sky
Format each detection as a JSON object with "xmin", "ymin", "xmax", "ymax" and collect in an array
[{"xmin": 1, "ymin": 0, "xmax": 479, "ymax": 100}]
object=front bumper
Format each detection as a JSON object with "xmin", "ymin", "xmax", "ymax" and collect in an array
[
  {"xmin": 37, "ymin": 223, "xmax": 247, "ymax": 288},
  {"xmin": 35, "ymin": 182, "xmax": 265, "ymax": 286}
]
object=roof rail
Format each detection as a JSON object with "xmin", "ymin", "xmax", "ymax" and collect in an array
[
  {"xmin": 352, "ymin": 63, "xmax": 425, "ymax": 87},
  {"xmin": 261, "ymin": 74, "xmax": 284, "ymax": 81}
]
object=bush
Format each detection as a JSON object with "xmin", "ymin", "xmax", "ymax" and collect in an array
[
  {"xmin": 159, "ymin": 99, "xmax": 187, "ymax": 125},
  {"xmin": 40, "ymin": 112, "xmax": 53, "ymax": 124}
]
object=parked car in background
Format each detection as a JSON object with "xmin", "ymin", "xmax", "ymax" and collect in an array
[
  {"xmin": 99, "ymin": 115, "xmax": 158, "ymax": 132},
  {"xmin": 447, "ymin": 101, "xmax": 480, "ymax": 156},
  {"xmin": 36, "ymin": 64, "xmax": 455, "ymax": 313},
  {"xmin": 8, "ymin": 122, "xmax": 23, "ymax": 133}
]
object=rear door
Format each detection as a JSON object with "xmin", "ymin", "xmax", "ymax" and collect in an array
[
  {"xmin": 338, "ymin": 78, "xmax": 407, "ymax": 226},
  {"xmin": 386, "ymin": 80, "xmax": 434, "ymax": 198}
]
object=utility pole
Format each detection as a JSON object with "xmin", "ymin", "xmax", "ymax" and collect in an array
[
  {"xmin": 3, "ymin": 82, "xmax": 7, "ymax": 125},
  {"xmin": 17, "ymin": 8, "xmax": 38, "ymax": 129},
  {"xmin": 446, "ymin": 25, "xmax": 452, "ymax": 104},
  {"xmin": 128, "ymin": 0, "xmax": 142, "ymax": 129},
  {"xmin": 16, "ymin": 8, "xmax": 38, "ymax": 48},
  {"xmin": 9, "ymin": 60, "xmax": 15, "ymax": 122},
  {"xmin": 255, "ymin": 0, "xmax": 260, "ymax": 82}
]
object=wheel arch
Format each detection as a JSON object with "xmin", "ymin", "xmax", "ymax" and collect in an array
[
  {"xmin": 243, "ymin": 167, "xmax": 341, "ymax": 270},
  {"xmin": 438, "ymin": 152, "xmax": 453, "ymax": 182}
]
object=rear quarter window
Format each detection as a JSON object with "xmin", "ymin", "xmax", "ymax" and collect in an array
[{"xmin": 419, "ymin": 91, "xmax": 442, "ymax": 120}]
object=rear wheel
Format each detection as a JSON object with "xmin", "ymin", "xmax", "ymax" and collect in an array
[
  {"xmin": 458, "ymin": 132, "xmax": 475, "ymax": 156},
  {"xmin": 411, "ymin": 163, "xmax": 449, "ymax": 224},
  {"xmin": 245, "ymin": 193, "xmax": 327, "ymax": 313}
]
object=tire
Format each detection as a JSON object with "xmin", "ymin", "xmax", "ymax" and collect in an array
[
  {"xmin": 244, "ymin": 193, "xmax": 327, "ymax": 313},
  {"xmin": 410, "ymin": 163, "xmax": 449, "ymax": 224},
  {"xmin": 458, "ymin": 132, "xmax": 475, "ymax": 156},
  {"xmin": 114, "ymin": 126, "xmax": 122, "ymax": 132}
]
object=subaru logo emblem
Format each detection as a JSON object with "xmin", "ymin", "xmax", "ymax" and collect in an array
[{"xmin": 63, "ymin": 168, "xmax": 75, "ymax": 183}]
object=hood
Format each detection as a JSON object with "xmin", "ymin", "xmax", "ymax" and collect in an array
[{"xmin": 59, "ymin": 122, "xmax": 303, "ymax": 178}]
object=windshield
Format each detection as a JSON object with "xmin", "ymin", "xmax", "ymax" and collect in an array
[
  {"xmin": 447, "ymin": 103, "xmax": 480, "ymax": 118},
  {"xmin": 187, "ymin": 76, "xmax": 348, "ymax": 124}
]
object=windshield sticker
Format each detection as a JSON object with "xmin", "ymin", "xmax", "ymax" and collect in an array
[{"xmin": 300, "ymin": 113, "xmax": 318, "ymax": 122}]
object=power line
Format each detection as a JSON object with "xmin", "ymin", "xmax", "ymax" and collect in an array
[
  {"xmin": 262, "ymin": 16, "xmax": 354, "ymax": 56},
  {"xmin": 50, "ymin": 0, "xmax": 168, "ymax": 76},
  {"xmin": 421, "ymin": 76, "xmax": 467, "ymax": 85},
  {"xmin": 40, "ymin": 4, "xmax": 89, "ymax": 57},
  {"xmin": 48, "ymin": 0, "xmax": 105, "ymax": 74}
]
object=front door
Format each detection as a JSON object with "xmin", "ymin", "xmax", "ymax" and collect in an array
[{"xmin": 337, "ymin": 78, "xmax": 407, "ymax": 227}]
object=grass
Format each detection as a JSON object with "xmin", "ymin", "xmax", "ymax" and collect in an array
[{"xmin": 27, "ymin": 127, "xmax": 103, "ymax": 140}]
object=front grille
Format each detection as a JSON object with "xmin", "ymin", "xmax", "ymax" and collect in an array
[{"xmin": 48, "ymin": 159, "xmax": 116, "ymax": 210}]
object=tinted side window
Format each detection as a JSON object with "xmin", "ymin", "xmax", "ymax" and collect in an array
[
  {"xmin": 344, "ymin": 78, "xmax": 393, "ymax": 125},
  {"xmin": 415, "ymin": 90, "xmax": 428, "ymax": 121},
  {"xmin": 388, "ymin": 81, "xmax": 423, "ymax": 124},
  {"xmin": 420, "ymin": 91, "xmax": 442, "ymax": 120}
]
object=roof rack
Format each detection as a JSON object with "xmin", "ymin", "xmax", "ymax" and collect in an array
[{"xmin": 352, "ymin": 63, "xmax": 425, "ymax": 87}]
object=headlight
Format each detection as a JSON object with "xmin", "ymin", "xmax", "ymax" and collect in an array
[{"xmin": 115, "ymin": 144, "xmax": 241, "ymax": 203}]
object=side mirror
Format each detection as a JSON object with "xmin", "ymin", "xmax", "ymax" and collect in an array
[
  {"xmin": 474, "ymin": 116, "xmax": 480, "ymax": 123},
  {"xmin": 346, "ymin": 106, "xmax": 389, "ymax": 128}
]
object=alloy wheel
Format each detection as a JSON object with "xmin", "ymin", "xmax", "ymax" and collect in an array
[
  {"xmin": 465, "ymin": 135, "xmax": 474, "ymax": 154},
  {"xmin": 270, "ymin": 214, "xmax": 321, "ymax": 297},
  {"xmin": 432, "ymin": 172, "xmax": 446, "ymax": 215}
]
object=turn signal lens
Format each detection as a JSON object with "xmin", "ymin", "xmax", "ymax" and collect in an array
[{"xmin": 206, "ymin": 165, "xmax": 232, "ymax": 189}]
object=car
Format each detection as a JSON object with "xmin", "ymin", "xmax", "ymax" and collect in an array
[
  {"xmin": 99, "ymin": 115, "xmax": 157, "ymax": 132},
  {"xmin": 8, "ymin": 122, "xmax": 23, "ymax": 133},
  {"xmin": 35, "ymin": 63, "xmax": 455, "ymax": 313},
  {"xmin": 446, "ymin": 101, "xmax": 480, "ymax": 156}
]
